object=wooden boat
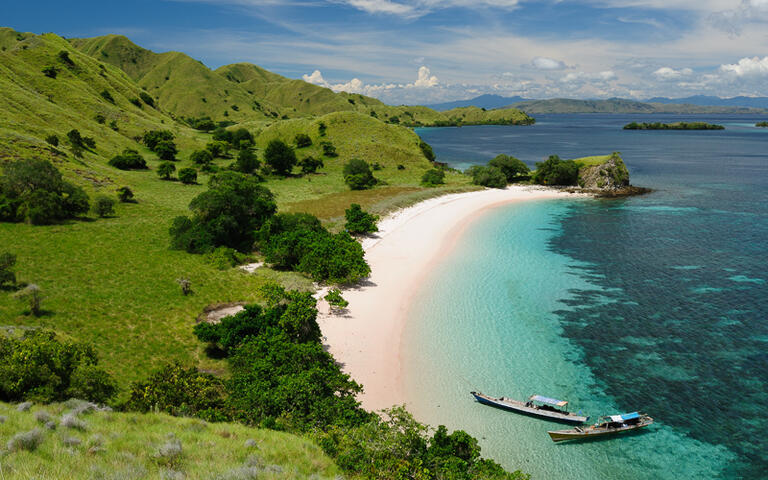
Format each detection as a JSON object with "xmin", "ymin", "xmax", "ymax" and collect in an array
[
  {"xmin": 470, "ymin": 391, "xmax": 589, "ymax": 424},
  {"xmin": 548, "ymin": 412, "xmax": 653, "ymax": 442}
]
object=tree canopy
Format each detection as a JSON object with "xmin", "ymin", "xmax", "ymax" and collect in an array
[
  {"xmin": 343, "ymin": 159, "xmax": 377, "ymax": 190},
  {"xmin": 488, "ymin": 154, "xmax": 530, "ymax": 182},
  {"xmin": 264, "ymin": 139, "xmax": 297, "ymax": 176},
  {"xmin": 531, "ymin": 155, "xmax": 579, "ymax": 186}
]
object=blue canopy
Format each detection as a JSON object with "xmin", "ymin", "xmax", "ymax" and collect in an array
[
  {"xmin": 530, "ymin": 395, "xmax": 568, "ymax": 407},
  {"xmin": 610, "ymin": 412, "xmax": 640, "ymax": 422}
]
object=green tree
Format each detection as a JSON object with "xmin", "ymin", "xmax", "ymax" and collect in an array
[
  {"xmin": 344, "ymin": 204, "xmax": 379, "ymax": 234},
  {"xmin": 0, "ymin": 252, "xmax": 16, "ymax": 288},
  {"xmin": 92, "ymin": 194, "xmax": 116, "ymax": 217},
  {"xmin": 531, "ymin": 155, "xmax": 579, "ymax": 186},
  {"xmin": 467, "ymin": 165, "xmax": 507, "ymax": 189},
  {"xmin": 489, "ymin": 154, "xmax": 530, "ymax": 183},
  {"xmin": 142, "ymin": 130, "xmax": 174, "ymax": 151},
  {"xmin": 154, "ymin": 140, "xmax": 178, "ymax": 161},
  {"xmin": 206, "ymin": 140, "xmax": 230, "ymax": 159},
  {"xmin": 235, "ymin": 149, "xmax": 260, "ymax": 174},
  {"xmin": 264, "ymin": 140, "xmax": 297, "ymax": 175},
  {"xmin": 421, "ymin": 168, "xmax": 445, "ymax": 187},
  {"xmin": 320, "ymin": 141, "xmax": 337, "ymax": 157},
  {"xmin": 324, "ymin": 288, "xmax": 348, "ymax": 310},
  {"xmin": 343, "ymin": 159, "xmax": 377, "ymax": 190},
  {"xmin": 116, "ymin": 186, "xmax": 135, "ymax": 203},
  {"xmin": 419, "ymin": 141, "xmax": 436, "ymax": 162},
  {"xmin": 139, "ymin": 91, "xmax": 155, "ymax": 108},
  {"xmin": 212, "ymin": 127, "xmax": 233, "ymax": 143},
  {"xmin": 295, "ymin": 133, "xmax": 312, "ymax": 148},
  {"xmin": 190, "ymin": 149, "xmax": 213, "ymax": 166},
  {"xmin": 178, "ymin": 167, "xmax": 198, "ymax": 185},
  {"xmin": 231, "ymin": 128, "xmax": 254, "ymax": 148},
  {"xmin": 157, "ymin": 161, "xmax": 176, "ymax": 180},
  {"xmin": 108, "ymin": 149, "xmax": 147, "ymax": 170},
  {"xmin": 299, "ymin": 156, "xmax": 324, "ymax": 174}
]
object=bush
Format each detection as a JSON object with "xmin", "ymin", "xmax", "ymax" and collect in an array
[
  {"xmin": 67, "ymin": 129, "xmax": 95, "ymax": 150},
  {"xmin": 116, "ymin": 186, "xmax": 135, "ymax": 203},
  {"xmin": 170, "ymin": 172, "xmax": 276, "ymax": 253},
  {"xmin": 143, "ymin": 130, "xmax": 174, "ymax": 151},
  {"xmin": 7, "ymin": 428, "xmax": 45, "ymax": 452},
  {"xmin": 531, "ymin": 155, "xmax": 579, "ymax": 186},
  {"xmin": 324, "ymin": 288, "xmax": 348, "ymax": 310},
  {"xmin": 13, "ymin": 284, "xmax": 43, "ymax": 316},
  {"xmin": 320, "ymin": 141, "xmax": 337, "ymax": 157},
  {"xmin": 206, "ymin": 140, "xmax": 230, "ymax": 159},
  {"xmin": 421, "ymin": 168, "xmax": 445, "ymax": 187},
  {"xmin": 212, "ymin": 127, "xmax": 232, "ymax": 143},
  {"xmin": 178, "ymin": 168, "xmax": 198, "ymax": 185},
  {"xmin": 100, "ymin": 89, "xmax": 114, "ymax": 103},
  {"xmin": 108, "ymin": 149, "xmax": 147, "ymax": 170},
  {"xmin": 0, "ymin": 330, "xmax": 117, "ymax": 403},
  {"xmin": 231, "ymin": 128, "xmax": 254, "ymax": 148},
  {"xmin": 125, "ymin": 363, "xmax": 228, "ymax": 421},
  {"xmin": 94, "ymin": 113, "xmax": 106, "ymax": 124},
  {"xmin": 263, "ymin": 140, "xmax": 297, "ymax": 176},
  {"xmin": 294, "ymin": 133, "xmax": 312, "ymax": 148},
  {"xmin": 57, "ymin": 50, "xmax": 74, "ymax": 66},
  {"xmin": 489, "ymin": 154, "xmax": 529, "ymax": 182},
  {"xmin": 419, "ymin": 141, "xmax": 436, "ymax": 162},
  {"xmin": 129, "ymin": 97, "xmax": 142, "ymax": 108},
  {"xmin": 343, "ymin": 159, "xmax": 376, "ymax": 190},
  {"xmin": 467, "ymin": 165, "xmax": 507, "ymax": 188},
  {"xmin": 344, "ymin": 204, "xmax": 378, "ymax": 234},
  {"xmin": 0, "ymin": 252, "xmax": 17, "ymax": 288},
  {"xmin": 139, "ymin": 91, "xmax": 155, "ymax": 108},
  {"xmin": 190, "ymin": 149, "xmax": 213, "ymax": 166},
  {"xmin": 45, "ymin": 134, "xmax": 59, "ymax": 146},
  {"xmin": 318, "ymin": 122, "xmax": 327, "ymax": 136},
  {"xmin": 235, "ymin": 149, "xmax": 260, "ymax": 174},
  {"xmin": 42, "ymin": 66, "xmax": 58, "ymax": 78},
  {"xmin": 0, "ymin": 158, "xmax": 89, "ymax": 224},
  {"xmin": 298, "ymin": 156, "xmax": 323, "ymax": 174},
  {"xmin": 92, "ymin": 194, "xmax": 116, "ymax": 217},
  {"xmin": 157, "ymin": 162, "xmax": 176, "ymax": 180},
  {"xmin": 154, "ymin": 140, "xmax": 178, "ymax": 161}
]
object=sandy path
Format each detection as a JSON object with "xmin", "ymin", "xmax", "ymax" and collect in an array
[{"xmin": 317, "ymin": 185, "xmax": 584, "ymax": 411}]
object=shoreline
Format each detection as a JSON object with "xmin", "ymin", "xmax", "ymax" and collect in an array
[{"xmin": 316, "ymin": 185, "xmax": 587, "ymax": 411}]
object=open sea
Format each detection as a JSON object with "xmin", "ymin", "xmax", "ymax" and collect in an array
[{"xmin": 406, "ymin": 115, "xmax": 768, "ymax": 479}]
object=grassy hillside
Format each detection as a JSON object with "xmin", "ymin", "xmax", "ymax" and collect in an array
[{"xmin": 0, "ymin": 401, "xmax": 340, "ymax": 479}]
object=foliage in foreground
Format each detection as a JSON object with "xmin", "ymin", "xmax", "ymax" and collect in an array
[
  {"xmin": 531, "ymin": 155, "xmax": 579, "ymax": 186},
  {"xmin": 466, "ymin": 165, "xmax": 507, "ymax": 189},
  {"xmin": 345, "ymin": 203, "xmax": 379, "ymax": 234},
  {"xmin": 0, "ymin": 330, "xmax": 117, "ymax": 404}
]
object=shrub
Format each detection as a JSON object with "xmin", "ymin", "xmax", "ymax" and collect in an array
[
  {"xmin": 206, "ymin": 140, "xmax": 230, "ymax": 159},
  {"xmin": 231, "ymin": 128, "xmax": 254, "ymax": 148},
  {"xmin": 187, "ymin": 116, "xmax": 216, "ymax": 131},
  {"xmin": 170, "ymin": 172, "xmax": 276, "ymax": 253},
  {"xmin": 45, "ymin": 134, "xmax": 59, "ymax": 146},
  {"xmin": 176, "ymin": 277, "xmax": 191, "ymax": 295},
  {"xmin": 95, "ymin": 113, "xmax": 106, "ymax": 124},
  {"xmin": 397, "ymin": 164, "xmax": 405, "ymax": 170},
  {"xmin": 344, "ymin": 204, "xmax": 378, "ymax": 234},
  {"xmin": 42, "ymin": 66, "xmax": 58, "ymax": 78},
  {"xmin": 343, "ymin": 159, "xmax": 376, "ymax": 190},
  {"xmin": 139, "ymin": 91, "xmax": 155, "ymax": 108},
  {"xmin": 92, "ymin": 194, "xmax": 116, "ymax": 217},
  {"xmin": 7, "ymin": 428, "xmax": 44, "ymax": 452},
  {"xmin": 263, "ymin": 140, "xmax": 297, "ymax": 176},
  {"xmin": 154, "ymin": 140, "xmax": 178, "ymax": 161},
  {"xmin": 235, "ymin": 149, "xmax": 260, "ymax": 174},
  {"xmin": 157, "ymin": 162, "xmax": 176, "ymax": 180},
  {"xmin": 318, "ymin": 122, "xmax": 327, "ymax": 136},
  {"xmin": 178, "ymin": 168, "xmax": 198, "ymax": 185},
  {"xmin": 13, "ymin": 283, "xmax": 43, "ymax": 316},
  {"xmin": 298, "ymin": 156, "xmax": 323, "ymax": 174},
  {"xmin": 61, "ymin": 413, "xmax": 88, "ymax": 431},
  {"xmin": 419, "ymin": 141, "xmax": 436, "ymax": 161},
  {"xmin": 294, "ymin": 133, "xmax": 312, "ymax": 148},
  {"xmin": 129, "ymin": 97, "xmax": 142, "ymax": 108},
  {"xmin": 154, "ymin": 435, "xmax": 183, "ymax": 468},
  {"xmin": 190, "ymin": 149, "xmax": 213, "ymax": 166},
  {"xmin": 0, "ymin": 252, "xmax": 17, "ymax": 288},
  {"xmin": 100, "ymin": 89, "xmax": 115, "ymax": 103},
  {"xmin": 0, "ymin": 330, "xmax": 117, "ymax": 403},
  {"xmin": 320, "ymin": 141, "xmax": 337, "ymax": 157},
  {"xmin": 325, "ymin": 288, "xmax": 348, "ymax": 310},
  {"xmin": 143, "ymin": 130, "xmax": 174, "ymax": 151},
  {"xmin": 67, "ymin": 129, "xmax": 95, "ymax": 150},
  {"xmin": 57, "ymin": 50, "xmax": 74, "ymax": 66},
  {"xmin": 34, "ymin": 410, "xmax": 52, "ymax": 424},
  {"xmin": 489, "ymin": 154, "xmax": 530, "ymax": 182},
  {"xmin": 531, "ymin": 155, "xmax": 579, "ymax": 186},
  {"xmin": 421, "ymin": 168, "xmax": 445, "ymax": 187},
  {"xmin": 467, "ymin": 165, "xmax": 507, "ymax": 188},
  {"xmin": 212, "ymin": 127, "xmax": 232, "ymax": 143},
  {"xmin": 126, "ymin": 363, "xmax": 228, "ymax": 421},
  {"xmin": 116, "ymin": 186, "xmax": 135, "ymax": 203},
  {"xmin": 108, "ymin": 149, "xmax": 147, "ymax": 170}
]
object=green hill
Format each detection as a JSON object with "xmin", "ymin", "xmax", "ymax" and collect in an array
[
  {"xmin": 509, "ymin": 97, "xmax": 767, "ymax": 114},
  {"xmin": 0, "ymin": 401, "xmax": 340, "ymax": 479}
]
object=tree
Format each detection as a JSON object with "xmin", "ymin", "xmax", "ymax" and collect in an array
[
  {"xmin": 212, "ymin": 127, "xmax": 233, "ymax": 143},
  {"xmin": 178, "ymin": 167, "xmax": 198, "ymax": 185},
  {"xmin": 421, "ymin": 168, "xmax": 445, "ymax": 187},
  {"xmin": 67, "ymin": 129, "xmax": 95, "ymax": 150},
  {"xmin": 206, "ymin": 140, "xmax": 230, "ymax": 159},
  {"xmin": 295, "ymin": 133, "xmax": 312, "ymax": 148},
  {"xmin": 139, "ymin": 91, "xmax": 155, "ymax": 108},
  {"xmin": 13, "ymin": 284, "xmax": 43, "ymax": 316},
  {"xmin": 235, "ymin": 149, "xmax": 260, "ymax": 174},
  {"xmin": 92, "ymin": 194, "xmax": 116, "ymax": 217},
  {"xmin": 45, "ymin": 135, "xmax": 59, "ymax": 146},
  {"xmin": 190, "ymin": 149, "xmax": 213, "ymax": 166},
  {"xmin": 467, "ymin": 165, "xmax": 507, "ymax": 189},
  {"xmin": 320, "ymin": 141, "xmax": 337, "ymax": 157},
  {"xmin": 231, "ymin": 128, "xmax": 254, "ymax": 149},
  {"xmin": 419, "ymin": 141, "xmax": 436, "ymax": 162},
  {"xmin": 142, "ymin": 130, "xmax": 174, "ymax": 151},
  {"xmin": 299, "ymin": 156, "xmax": 323, "ymax": 174},
  {"xmin": 170, "ymin": 172, "xmax": 276, "ymax": 253},
  {"xmin": 157, "ymin": 162, "xmax": 176, "ymax": 180},
  {"xmin": 154, "ymin": 140, "xmax": 178, "ymax": 161},
  {"xmin": 264, "ymin": 140, "xmax": 297, "ymax": 175},
  {"xmin": 116, "ymin": 186, "xmax": 135, "ymax": 203},
  {"xmin": 532, "ymin": 155, "xmax": 579, "ymax": 186},
  {"xmin": 343, "ymin": 159, "xmax": 377, "ymax": 190},
  {"xmin": 325, "ymin": 288, "xmax": 349, "ymax": 310},
  {"xmin": 344, "ymin": 204, "xmax": 378, "ymax": 234},
  {"xmin": 0, "ymin": 252, "xmax": 16, "ymax": 288},
  {"xmin": 42, "ymin": 66, "xmax": 58, "ymax": 78},
  {"xmin": 489, "ymin": 154, "xmax": 529, "ymax": 183},
  {"xmin": 108, "ymin": 149, "xmax": 147, "ymax": 170}
]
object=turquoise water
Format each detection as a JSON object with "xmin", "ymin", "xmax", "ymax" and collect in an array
[{"xmin": 404, "ymin": 115, "xmax": 768, "ymax": 478}]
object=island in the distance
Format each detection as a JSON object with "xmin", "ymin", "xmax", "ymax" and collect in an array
[
  {"xmin": 623, "ymin": 121, "xmax": 724, "ymax": 130},
  {"xmin": 757, "ymin": 121, "xmax": 768, "ymax": 127}
]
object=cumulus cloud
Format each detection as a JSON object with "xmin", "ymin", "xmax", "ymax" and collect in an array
[
  {"xmin": 302, "ymin": 66, "xmax": 439, "ymax": 95},
  {"xmin": 561, "ymin": 70, "xmax": 617, "ymax": 83},
  {"xmin": 531, "ymin": 57, "xmax": 567, "ymax": 70},
  {"xmin": 719, "ymin": 56, "xmax": 768, "ymax": 77},
  {"xmin": 652, "ymin": 66, "xmax": 694, "ymax": 80},
  {"xmin": 710, "ymin": 0, "xmax": 768, "ymax": 35}
]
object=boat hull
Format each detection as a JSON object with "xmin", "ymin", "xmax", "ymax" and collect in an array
[
  {"xmin": 548, "ymin": 420, "xmax": 653, "ymax": 443},
  {"xmin": 471, "ymin": 392, "xmax": 588, "ymax": 424}
]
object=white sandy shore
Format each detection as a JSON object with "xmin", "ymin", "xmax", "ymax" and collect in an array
[{"xmin": 316, "ymin": 185, "xmax": 585, "ymax": 411}]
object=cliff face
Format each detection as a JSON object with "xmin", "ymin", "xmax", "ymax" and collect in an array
[{"xmin": 577, "ymin": 152, "xmax": 630, "ymax": 191}]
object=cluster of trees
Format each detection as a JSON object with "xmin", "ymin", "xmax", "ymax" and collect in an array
[
  {"xmin": 0, "ymin": 158, "xmax": 90, "ymax": 225},
  {"xmin": 623, "ymin": 121, "xmax": 724, "ymax": 130},
  {"xmin": 755, "ymin": 121, "xmax": 768, "ymax": 127},
  {"xmin": 108, "ymin": 149, "xmax": 147, "ymax": 170},
  {"xmin": 421, "ymin": 168, "xmax": 445, "ymax": 187},
  {"xmin": 531, "ymin": 155, "xmax": 579, "ymax": 186},
  {"xmin": 0, "ymin": 330, "xmax": 117, "ymax": 404},
  {"xmin": 67, "ymin": 129, "xmax": 96, "ymax": 157},
  {"xmin": 466, "ymin": 154, "xmax": 530, "ymax": 188},
  {"xmin": 142, "ymin": 130, "xmax": 178, "ymax": 161},
  {"xmin": 343, "ymin": 159, "xmax": 377, "ymax": 190}
]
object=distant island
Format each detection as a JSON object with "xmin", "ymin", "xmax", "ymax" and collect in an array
[
  {"xmin": 623, "ymin": 121, "xmax": 725, "ymax": 130},
  {"xmin": 757, "ymin": 121, "xmax": 768, "ymax": 127},
  {"xmin": 506, "ymin": 98, "xmax": 767, "ymax": 115}
]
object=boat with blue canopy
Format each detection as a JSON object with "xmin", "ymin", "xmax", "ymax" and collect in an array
[
  {"xmin": 547, "ymin": 412, "xmax": 653, "ymax": 442},
  {"xmin": 470, "ymin": 391, "xmax": 588, "ymax": 424}
]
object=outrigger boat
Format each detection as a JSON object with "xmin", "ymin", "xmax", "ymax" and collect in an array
[
  {"xmin": 548, "ymin": 412, "xmax": 653, "ymax": 442},
  {"xmin": 470, "ymin": 391, "xmax": 589, "ymax": 424}
]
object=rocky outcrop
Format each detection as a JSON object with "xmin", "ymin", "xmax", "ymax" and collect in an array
[{"xmin": 578, "ymin": 152, "xmax": 630, "ymax": 191}]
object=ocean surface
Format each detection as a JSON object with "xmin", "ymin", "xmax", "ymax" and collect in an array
[{"xmin": 405, "ymin": 115, "xmax": 768, "ymax": 479}]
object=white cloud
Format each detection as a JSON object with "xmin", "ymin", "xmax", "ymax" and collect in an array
[
  {"xmin": 413, "ymin": 65, "xmax": 439, "ymax": 87},
  {"xmin": 561, "ymin": 70, "xmax": 617, "ymax": 83},
  {"xmin": 339, "ymin": 0, "xmax": 520, "ymax": 17},
  {"xmin": 719, "ymin": 56, "xmax": 768, "ymax": 76},
  {"xmin": 302, "ymin": 66, "xmax": 439, "ymax": 95},
  {"xmin": 652, "ymin": 66, "xmax": 693, "ymax": 80},
  {"xmin": 531, "ymin": 56, "xmax": 567, "ymax": 70},
  {"xmin": 710, "ymin": 0, "xmax": 768, "ymax": 34}
]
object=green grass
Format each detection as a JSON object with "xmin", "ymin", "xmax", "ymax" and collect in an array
[
  {"xmin": 0, "ymin": 401, "xmax": 340, "ymax": 479},
  {"xmin": 572, "ymin": 154, "xmax": 612, "ymax": 168}
]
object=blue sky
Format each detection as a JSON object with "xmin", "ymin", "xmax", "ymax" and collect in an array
[{"xmin": 5, "ymin": 1, "xmax": 768, "ymax": 103}]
